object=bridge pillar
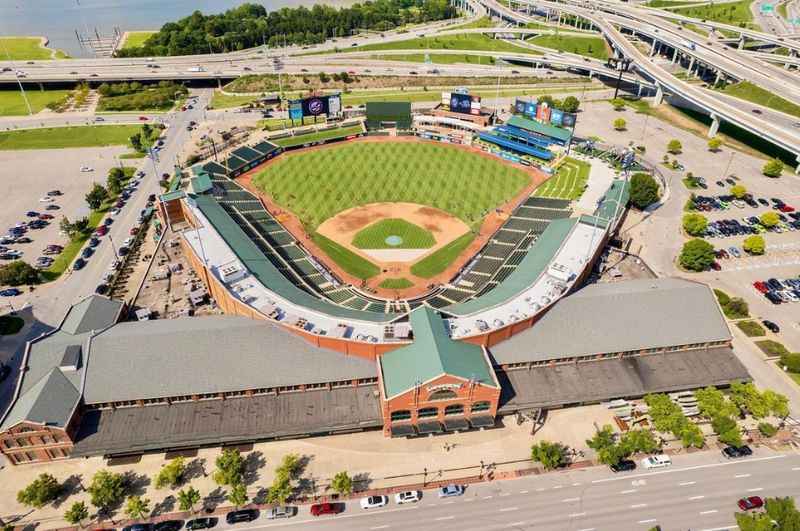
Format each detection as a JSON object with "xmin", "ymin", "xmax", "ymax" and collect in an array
[
  {"xmin": 688, "ymin": 57, "xmax": 695, "ymax": 76},
  {"xmin": 708, "ymin": 114, "xmax": 720, "ymax": 138},
  {"xmin": 650, "ymin": 39, "xmax": 657, "ymax": 56},
  {"xmin": 714, "ymin": 70, "xmax": 722, "ymax": 86},
  {"xmin": 672, "ymin": 48, "xmax": 678, "ymax": 63},
  {"xmin": 738, "ymin": 36, "xmax": 745, "ymax": 50},
  {"xmin": 654, "ymin": 84, "xmax": 664, "ymax": 105},
  {"xmin": 796, "ymin": 154, "xmax": 800, "ymax": 175},
  {"xmin": 637, "ymin": 83, "xmax": 643, "ymax": 97}
]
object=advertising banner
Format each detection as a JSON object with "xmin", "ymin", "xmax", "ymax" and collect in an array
[
  {"xmin": 550, "ymin": 109, "xmax": 564, "ymax": 127},
  {"xmin": 302, "ymin": 96, "xmax": 330, "ymax": 117},
  {"xmin": 515, "ymin": 98, "xmax": 527, "ymax": 114},
  {"xmin": 561, "ymin": 112, "xmax": 577, "ymax": 128},
  {"xmin": 525, "ymin": 101, "xmax": 538, "ymax": 118},
  {"xmin": 450, "ymin": 92, "xmax": 474, "ymax": 115},
  {"xmin": 536, "ymin": 103, "xmax": 551, "ymax": 123},
  {"xmin": 442, "ymin": 92, "xmax": 452, "ymax": 106},
  {"xmin": 328, "ymin": 94, "xmax": 342, "ymax": 116},
  {"xmin": 288, "ymin": 100, "xmax": 303, "ymax": 121}
]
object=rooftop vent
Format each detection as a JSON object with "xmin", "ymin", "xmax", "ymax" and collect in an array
[{"xmin": 59, "ymin": 345, "xmax": 81, "ymax": 372}]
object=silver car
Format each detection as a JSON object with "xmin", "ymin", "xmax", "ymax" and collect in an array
[{"xmin": 266, "ymin": 506, "xmax": 296, "ymax": 519}]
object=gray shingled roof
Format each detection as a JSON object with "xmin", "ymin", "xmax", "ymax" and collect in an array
[
  {"xmin": 489, "ymin": 278, "xmax": 731, "ymax": 365},
  {"xmin": 83, "ymin": 316, "xmax": 378, "ymax": 404},
  {"xmin": 1, "ymin": 368, "xmax": 80, "ymax": 429},
  {"xmin": 60, "ymin": 296, "xmax": 123, "ymax": 335}
]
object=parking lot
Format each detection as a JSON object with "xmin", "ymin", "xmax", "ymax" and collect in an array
[{"xmin": 0, "ymin": 146, "xmax": 132, "ymax": 280}]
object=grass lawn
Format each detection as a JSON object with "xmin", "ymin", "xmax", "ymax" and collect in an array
[
  {"xmin": 410, "ymin": 232, "xmax": 474, "ymax": 278},
  {"xmin": 379, "ymin": 278, "xmax": 415, "ymax": 289},
  {"xmin": 353, "ymin": 219, "xmax": 435, "ymax": 249},
  {"xmin": 448, "ymin": 17, "xmax": 495, "ymax": 30},
  {"xmin": 0, "ymin": 37, "xmax": 67, "ymax": 60},
  {"xmin": 755, "ymin": 339, "xmax": 791, "ymax": 358},
  {"xmin": 270, "ymin": 124, "xmax": 364, "ymax": 149},
  {"xmin": 260, "ymin": 116, "xmax": 325, "ymax": 130},
  {"xmin": 210, "ymin": 91, "xmax": 259, "ymax": 109},
  {"xmin": 682, "ymin": 177, "xmax": 700, "ymax": 189},
  {"xmin": 0, "ymin": 315, "xmax": 24, "ymax": 335},
  {"xmin": 340, "ymin": 85, "xmax": 594, "ymax": 107},
  {"xmin": 529, "ymin": 34, "xmax": 609, "ymax": 60},
  {"xmin": 0, "ymin": 125, "xmax": 142, "ymax": 150},
  {"xmin": 370, "ymin": 52, "xmax": 504, "ymax": 65},
  {"xmin": 0, "ymin": 89, "xmax": 72, "ymax": 117},
  {"xmin": 312, "ymin": 233, "xmax": 380, "ymax": 279},
  {"xmin": 253, "ymin": 141, "xmax": 530, "ymax": 230},
  {"xmin": 787, "ymin": 368, "xmax": 800, "ymax": 386},
  {"xmin": 534, "ymin": 157, "xmax": 590, "ymax": 200},
  {"xmin": 673, "ymin": 0, "xmax": 760, "ymax": 29},
  {"xmin": 646, "ymin": 0, "xmax": 701, "ymax": 7},
  {"xmin": 121, "ymin": 31, "xmax": 156, "ymax": 49},
  {"xmin": 718, "ymin": 81, "xmax": 800, "ymax": 119},
  {"xmin": 348, "ymin": 33, "xmax": 539, "ymax": 55},
  {"xmin": 736, "ymin": 320, "xmax": 766, "ymax": 337}
]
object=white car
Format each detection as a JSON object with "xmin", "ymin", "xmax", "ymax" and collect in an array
[
  {"xmin": 394, "ymin": 491, "xmax": 421, "ymax": 504},
  {"xmin": 80, "ymin": 166, "xmax": 94, "ymax": 172},
  {"xmin": 110, "ymin": 208, "xmax": 121, "ymax": 217},
  {"xmin": 359, "ymin": 495, "xmax": 388, "ymax": 510},
  {"xmin": 108, "ymin": 259, "xmax": 120, "ymax": 270},
  {"xmin": 122, "ymin": 237, "xmax": 133, "ymax": 247},
  {"xmin": 641, "ymin": 454, "xmax": 672, "ymax": 469},
  {"xmin": 38, "ymin": 196, "xmax": 54, "ymax": 202}
]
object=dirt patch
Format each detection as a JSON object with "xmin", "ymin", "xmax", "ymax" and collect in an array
[{"xmin": 235, "ymin": 136, "xmax": 549, "ymax": 299}]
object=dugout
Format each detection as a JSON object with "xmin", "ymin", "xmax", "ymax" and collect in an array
[{"xmin": 366, "ymin": 102, "xmax": 413, "ymax": 130}]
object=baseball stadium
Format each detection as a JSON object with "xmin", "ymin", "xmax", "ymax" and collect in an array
[{"xmin": 0, "ymin": 95, "xmax": 750, "ymax": 464}]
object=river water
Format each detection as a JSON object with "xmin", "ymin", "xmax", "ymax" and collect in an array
[{"xmin": 0, "ymin": 0, "xmax": 355, "ymax": 57}]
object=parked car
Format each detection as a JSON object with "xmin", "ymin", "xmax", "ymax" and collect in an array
[
  {"xmin": 738, "ymin": 496, "xmax": 764, "ymax": 511},
  {"xmin": 0, "ymin": 288, "xmax": 21, "ymax": 297},
  {"xmin": 438, "ymin": 484, "xmax": 465, "ymax": 498},
  {"xmin": 395, "ymin": 490, "xmax": 421, "ymax": 504},
  {"xmin": 722, "ymin": 445, "xmax": 753, "ymax": 459},
  {"xmin": 80, "ymin": 166, "xmax": 94, "ymax": 172},
  {"xmin": 225, "ymin": 509, "xmax": 258, "ymax": 525},
  {"xmin": 118, "ymin": 246, "xmax": 129, "ymax": 256},
  {"xmin": 89, "ymin": 237, "xmax": 100, "ymax": 247},
  {"xmin": 360, "ymin": 495, "xmax": 388, "ymax": 510},
  {"xmin": 25, "ymin": 211, "xmax": 39, "ymax": 217},
  {"xmin": 610, "ymin": 459, "xmax": 636, "ymax": 473},
  {"xmin": 81, "ymin": 247, "xmax": 94, "ymax": 259},
  {"xmin": 762, "ymin": 320, "xmax": 780, "ymax": 333},
  {"xmin": 95, "ymin": 283, "xmax": 109, "ymax": 295},
  {"xmin": 153, "ymin": 520, "xmax": 184, "ymax": 531},
  {"xmin": 310, "ymin": 503, "xmax": 344, "ymax": 516},
  {"xmin": 122, "ymin": 525, "xmax": 152, "ymax": 531},
  {"xmin": 185, "ymin": 518, "xmax": 218, "ymax": 530},
  {"xmin": 45, "ymin": 204, "xmax": 60, "ymax": 210},
  {"xmin": 266, "ymin": 506, "xmax": 297, "ymax": 519},
  {"xmin": 38, "ymin": 196, "xmax": 54, "ymax": 202},
  {"xmin": 641, "ymin": 454, "xmax": 672, "ymax": 469},
  {"xmin": 73, "ymin": 258, "xmax": 86, "ymax": 271}
]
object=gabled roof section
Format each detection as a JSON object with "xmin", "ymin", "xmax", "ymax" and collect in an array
[
  {"xmin": 60, "ymin": 296, "xmax": 123, "ymax": 336},
  {"xmin": 379, "ymin": 307, "xmax": 496, "ymax": 398},
  {"xmin": 506, "ymin": 115, "xmax": 572, "ymax": 143},
  {"xmin": 0, "ymin": 367, "xmax": 80, "ymax": 430}
]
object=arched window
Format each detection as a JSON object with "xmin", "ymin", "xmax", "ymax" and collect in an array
[
  {"xmin": 444, "ymin": 404, "xmax": 464, "ymax": 416},
  {"xmin": 418, "ymin": 407, "xmax": 438, "ymax": 418},
  {"xmin": 428, "ymin": 389, "xmax": 458, "ymax": 401},
  {"xmin": 390, "ymin": 410, "xmax": 411, "ymax": 422},
  {"xmin": 471, "ymin": 401, "xmax": 491, "ymax": 413}
]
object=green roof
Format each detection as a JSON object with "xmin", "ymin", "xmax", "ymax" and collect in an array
[
  {"xmin": 593, "ymin": 179, "xmax": 630, "ymax": 222},
  {"xmin": 379, "ymin": 307, "xmax": 496, "ymax": 398},
  {"xmin": 160, "ymin": 190, "xmax": 186, "ymax": 202},
  {"xmin": 192, "ymin": 194, "xmax": 398, "ymax": 324},
  {"xmin": 507, "ymin": 115, "xmax": 572, "ymax": 143},
  {"xmin": 444, "ymin": 217, "xmax": 578, "ymax": 316},
  {"xmin": 190, "ymin": 172, "xmax": 213, "ymax": 195}
]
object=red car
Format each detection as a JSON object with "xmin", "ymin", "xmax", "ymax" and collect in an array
[
  {"xmin": 780, "ymin": 205, "xmax": 795, "ymax": 213},
  {"xmin": 710, "ymin": 261, "xmax": 721, "ymax": 271},
  {"xmin": 129, "ymin": 227, "xmax": 139, "ymax": 235},
  {"xmin": 753, "ymin": 281, "xmax": 768, "ymax": 293},
  {"xmin": 738, "ymin": 496, "xmax": 764, "ymax": 511},
  {"xmin": 138, "ymin": 116, "xmax": 149, "ymax": 121},
  {"xmin": 310, "ymin": 503, "xmax": 344, "ymax": 516},
  {"xmin": 38, "ymin": 213, "xmax": 54, "ymax": 220},
  {"xmin": 95, "ymin": 225, "xmax": 108, "ymax": 236}
]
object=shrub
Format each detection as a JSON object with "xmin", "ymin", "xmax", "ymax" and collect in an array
[
  {"xmin": 667, "ymin": 139, "xmax": 682, "ymax": 154},
  {"xmin": 723, "ymin": 297, "xmax": 749, "ymax": 319},
  {"xmin": 742, "ymin": 235, "xmax": 765, "ymax": 255},
  {"xmin": 679, "ymin": 239, "xmax": 715, "ymax": 271},
  {"xmin": 762, "ymin": 158, "xmax": 784, "ymax": 177},
  {"xmin": 736, "ymin": 320, "xmax": 766, "ymax": 337},
  {"xmin": 730, "ymin": 184, "xmax": 747, "ymax": 199},
  {"xmin": 780, "ymin": 352, "xmax": 800, "ymax": 373},
  {"xmin": 758, "ymin": 422, "xmax": 778, "ymax": 437},
  {"xmin": 610, "ymin": 98, "xmax": 626, "ymax": 110},
  {"xmin": 682, "ymin": 213, "xmax": 708, "ymax": 236},
  {"xmin": 531, "ymin": 440, "xmax": 568, "ymax": 470},
  {"xmin": 629, "ymin": 172, "xmax": 660, "ymax": 209},
  {"xmin": 213, "ymin": 448, "xmax": 244, "ymax": 486},
  {"xmin": 0, "ymin": 260, "xmax": 40, "ymax": 286},
  {"xmin": 760, "ymin": 211, "xmax": 780, "ymax": 227},
  {"xmin": 613, "ymin": 117, "xmax": 626, "ymax": 130},
  {"xmin": 707, "ymin": 136, "xmax": 722, "ymax": 151}
]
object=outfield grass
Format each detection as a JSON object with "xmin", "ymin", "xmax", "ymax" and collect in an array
[
  {"xmin": 718, "ymin": 81, "xmax": 800, "ymax": 119},
  {"xmin": 534, "ymin": 157, "xmax": 590, "ymax": 200},
  {"xmin": 271, "ymin": 125, "xmax": 364, "ymax": 149},
  {"xmin": 529, "ymin": 34, "xmax": 609, "ymax": 60},
  {"xmin": 353, "ymin": 219, "xmax": 435, "ymax": 249},
  {"xmin": 121, "ymin": 31, "xmax": 156, "ymax": 49},
  {"xmin": 312, "ymin": 233, "xmax": 380, "ymax": 279},
  {"xmin": 210, "ymin": 91, "xmax": 259, "ymax": 109},
  {"xmin": 0, "ymin": 89, "xmax": 72, "ymax": 117},
  {"xmin": 348, "ymin": 33, "xmax": 539, "ymax": 55},
  {"xmin": 0, "ymin": 37, "xmax": 67, "ymax": 60},
  {"xmin": 0, "ymin": 125, "xmax": 142, "ymax": 150},
  {"xmin": 379, "ymin": 278, "xmax": 414, "ymax": 289},
  {"xmin": 410, "ymin": 232, "xmax": 475, "ymax": 278},
  {"xmin": 253, "ymin": 141, "xmax": 530, "ymax": 230},
  {"xmin": 673, "ymin": 0, "xmax": 759, "ymax": 29}
]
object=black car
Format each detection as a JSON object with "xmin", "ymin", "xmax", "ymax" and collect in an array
[
  {"xmin": 73, "ymin": 258, "xmax": 86, "ymax": 271},
  {"xmin": 762, "ymin": 320, "xmax": 780, "ymax": 333},
  {"xmin": 89, "ymin": 237, "xmax": 100, "ymax": 247},
  {"xmin": 225, "ymin": 510, "xmax": 258, "ymax": 525},
  {"xmin": 610, "ymin": 459, "xmax": 636, "ymax": 473},
  {"xmin": 154, "ymin": 520, "xmax": 184, "ymax": 531},
  {"xmin": 758, "ymin": 198, "xmax": 769, "ymax": 206},
  {"xmin": 185, "ymin": 518, "xmax": 218, "ymax": 530},
  {"xmin": 95, "ymin": 283, "xmax": 108, "ymax": 295},
  {"xmin": 118, "ymin": 246, "xmax": 129, "ymax": 256},
  {"xmin": 122, "ymin": 525, "xmax": 153, "ymax": 531},
  {"xmin": 722, "ymin": 445, "xmax": 753, "ymax": 459},
  {"xmin": 81, "ymin": 247, "xmax": 94, "ymax": 259}
]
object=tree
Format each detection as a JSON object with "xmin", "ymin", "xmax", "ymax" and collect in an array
[
  {"xmin": 85, "ymin": 183, "xmax": 109, "ymax": 210},
  {"xmin": 0, "ymin": 260, "xmax": 40, "ymax": 286},
  {"xmin": 330, "ymin": 471, "xmax": 353, "ymax": 496},
  {"xmin": 712, "ymin": 414, "xmax": 743, "ymax": 447},
  {"xmin": 678, "ymin": 238, "xmax": 715, "ymax": 271},
  {"xmin": 155, "ymin": 457, "xmax": 186, "ymax": 489},
  {"xmin": 266, "ymin": 474, "xmax": 293, "ymax": 504},
  {"xmin": 530, "ymin": 441, "xmax": 567, "ymax": 470},
  {"xmin": 730, "ymin": 184, "xmax": 747, "ymax": 199},
  {"xmin": 760, "ymin": 211, "xmax": 780, "ymax": 228},
  {"xmin": 586, "ymin": 425, "xmax": 622, "ymax": 466},
  {"xmin": 694, "ymin": 387, "xmax": 739, "ymax": 420},
  {"xmin": 213, "ymin": 448, "xmax": 245, "ymax": 486},
  {"xmin": 762, "ymin": 158, "xmax": 784, "ymax": 178},
  {"xmin": 619, "ymin": 429, "xmax": 659, "ymax": 455},
  {"xmin": 737, "ymin": 497, "xmax": 800, "ymax": 530},
  {"xmin": 276, "ymin": 453, "xmax": 302, "ymax": 478},
  {"xmin": 729, "ymin": 382, "xmax": 789, "ymax": 419},
  {"xmin": 64, "ymin": 501, "xmax": 90, "ymax": 527},
  {"xmin": 629, "ymin": 172, "xmax": 660, "ymax": 209},
  {"xmin": 124, "ymin": 495, "xmax": 150, "ymax": 520},
  {"xmin": 707, "ymin": 136, "xmax": 722, "ymax": 151},
  {"xmin": 743, "ymin": 235, "xmax": 765, "ymax": 255},
  {"xmin": 177, "ymin": 487, "xmax": 201, "ymax": 513},
  {"xmin": 129, "ymin": 134, "xmax": 143, "ymax": 153},
  {"xmin": 678, "ymin": 422, "xmax": 705, "ymax": 448},
  {"xmin": 561, "ymin": 95, "xmax": 580, "ymax": 113},
  {"xmin": 17, "ymin": 473, "xmax": 62, "ymax": 509},
  {"xmin": 758, "ymin": 422, "xmax": 778, "ymax": 437},
  {"xmin": 666, "ymin": 139, "xmax": 682, "ymax": 154},
  {"xmin": 682, "ymin": 213, "xmax": 708, "ymax": 236},
  {"xmin": 610, "ymin": 98, "xmax": 626, "ymax": 110},
  {"xmin": 87, "ymin": 470, "xmax": 126, "ymax": 510},
  {"xmin": 227, "ymin": 483, "xmax": 248, "ymax": 508},
  {"xmin": 612, "ymin": 117, "xmax": 626, "ymax": 131},
  {"xmin": 107, "ymin": 167, "xmax": 124, "ymax": 195}
]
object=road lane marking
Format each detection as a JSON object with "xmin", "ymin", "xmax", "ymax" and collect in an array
[
  {"xmin": 370, "ymin": 526, "xmax": 390, "ymax": 530},
  {"xmin": 689, "ymin": 495, "xmax": 706, "ymax": 500},
  {"xmin": 638, "ymin": 519, "xmax": 657, "ymax": 524},
  {"xmin": 679, "ymin": 481, "xmax": 697, "ymax": 486},
  {"xmin": 592, "ymin": 454, "xmax": 786, "ymax": 483},
  {"xmin": 572, "ymin": 482, "xmax": 582, "ymax": 486},
  {"xmin": 435, "ymin": 516, "xmax": 455, "ymax": 521},
  {"xmin": 553, "ymin": 485, "xmax": 564, "ymax": 489},
  {"xmin": 569, "ymin": 512, "xmax": 587, "ymax": 517},
  {"xmin": 563, "ymin": 497, "xmax": 581, "ymax": 502},
  {"xmin": 499, "ymin": 492, "xmax": 511, "ymax": 497},
  {"xmin": 577, "ymin": 528, "xmax": 596, "ymax": 531},
  {"xmin": 499, "ymin": 507, "xmax": 519, "ymax": 512},
  {"xmin": 631, "ymin": 503, "xmax": 647, "ymax": 509},
  {"xmin": 747, "ymin": 487, "xmax": 764, "ymax": 492},
  {"xmin": 735, "ymin": 473, "xmax": 751, "ymax": 478},
  {"xmin": 442, "ymin": 501, "xmax": 455, "ymax": 505},
  {"xmin": 519, "ymin": 490, "xmax": 529, "ymax": 494},
  {"xmin": 621, "ymin": 489, "xmax": 637, "ymax": 494},
  {"xmin": 793, "ymin": 467, "xmax": 800, "ymax": 471},
  {"xmin": 507, "ymin": 523, "xmax": 526, "ymax": 528},
  {"xmin": 483, "ymin": 496, "xmax": 494, "ymax": 500},
  {"xmin": 536, "ymin": 488, "xmax": 545, "ymax": 492},
  {"xmin": 700, "ymin": 510, "xmax": 719, "ymax": 515}
]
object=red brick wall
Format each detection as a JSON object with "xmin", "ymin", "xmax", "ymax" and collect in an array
[{"xmin": 0, "ymin": 422, "xmax": 73, "ymax": 465}]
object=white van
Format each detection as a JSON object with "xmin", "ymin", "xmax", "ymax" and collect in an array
[{"xmin": 641, "ymin": 455, "xmax": 672, "ymax": 469}]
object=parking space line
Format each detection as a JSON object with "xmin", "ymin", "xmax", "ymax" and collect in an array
[
  {"xmin": 621, "ymin": 489, "xmax": 637, "ymax": 494},
  {"xmin": 569, "ymin": 512, "xmax": 587, "ymax": 518},
  {"xmin": 563, "ymin": 497, "xmax": 581, "ymax": 503},
  {"xmin": 747, "ymin": 487, "xmax": 764, "ymax": 492},
  {"xmin": 499, "ymin": 507, "xmax": 519, "ymax": 512},
  {"xmin": 631, "ymin": 503, "xmax": 647, "ymax": 509},
  {"xmin": 435, "ymin": 516, "xmax": 455, "ymax": 521},
  {"xmin": 638, "ymin": 519, "xmax": 657, "ymax": 524},
  {"xmin": 679, "ymin": 481, "xmax": 697, "ymax": 486},
  {"xmin": 734, "ymin": 473, "xmax": 751, "ymax": 478},
  {"xmin": 700, "ymin": 510, "xmax": 719, "ymax": 515},
  {"xmin": 689, "ymin": 495, "xmax": 705, "ymax": 500}
]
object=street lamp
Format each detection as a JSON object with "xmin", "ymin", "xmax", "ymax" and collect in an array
[{"xmin": 609, "ymin": 57, "xmax": 633, "ymax": 100}]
